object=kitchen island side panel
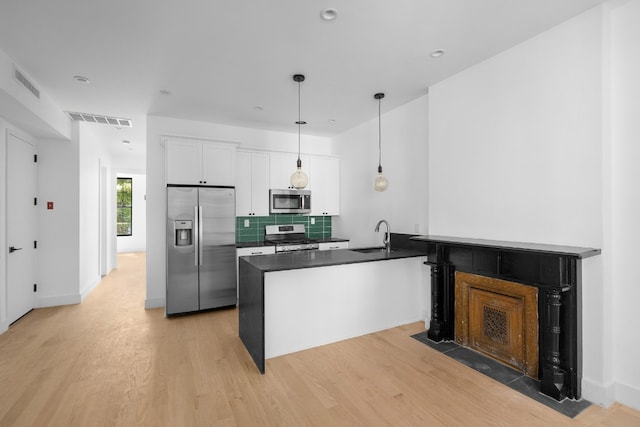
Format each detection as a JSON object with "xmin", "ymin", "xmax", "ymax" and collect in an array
[
  {"xmin": 264, "ymin": 257, "xmax": 424, "ymax": 359},
  {"xmin": 238, "ymin": 258, "xmax": 265, "ymax": 373}
]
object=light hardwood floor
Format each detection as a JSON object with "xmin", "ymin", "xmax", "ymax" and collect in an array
[{"xmin": 1, "ymin": 252, "xmax": 639, "ymax": 426}]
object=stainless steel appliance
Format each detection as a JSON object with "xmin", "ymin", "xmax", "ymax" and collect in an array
[
  {"xmin": 269, "ymin": 189, "xmax": 311, "ymax": 214},
  {"xmin": 264, "ymin": 224, "xmax": 319, "ymax": 252},
  {"xmin": 166, "ymin": 185, "xmax": 237, "ymax": 315}
]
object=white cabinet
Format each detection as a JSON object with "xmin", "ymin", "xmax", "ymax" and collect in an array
[
  {"xmin": 237, "ymin": 246, "xmax": 276, "ymax": 292},
  {"xmin": 237, "ymin": 246, "xmax": 276, "ymax": 257},
  {"xmin": 309, "ymin": 156, "xmax": 340, "ymax": 216},
  {"xmin": 269, "ymin": 152, "xmax": 311, "ymax": 190},
  {"xmin": 269, "ymin": 152, "xmax": 340, "ymax": 215},
  {"xmin": 165, "ymin": 137, "xmax": 237, "ymax": 186},
  {"xmin": 236, "ymin": 150, "xmax": 269, "ymax": 216},
  {"xmin": 318, "ymin": 241, "xmax": 349, "ymax": 251}
]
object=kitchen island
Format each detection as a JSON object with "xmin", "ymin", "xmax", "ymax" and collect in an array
[{"xmin": 238, "ymin": 247, "xmax": 427, "ymax": 373}]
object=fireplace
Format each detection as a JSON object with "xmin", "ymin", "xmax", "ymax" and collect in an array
[{"xmin": 410, "ymin": 235, "xmax": 601, "ymax": 401}]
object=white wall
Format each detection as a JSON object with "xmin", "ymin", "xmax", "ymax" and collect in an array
[
  {"xmin": 333, "ymin": 95, "xmax": 429, "ymax": 248},
  {"xmin": 145, "ymin": 115, "xmax": 332, "ymax": 308},
  {"xmin": 0, "ymin": 48, "xmax": 70, "ymax": 140},
  {"xmin": 609, "ymin": 0, "xmax": 640, "ymax": 410},
  {"xmin": 78, "ymin": 122, "xmax": 113, "ymax": 299},
  {"xmin": 0, "ymin": 119, "xmax": 7, "ymax": 333},
  {"xmin": 36, "ymin": 131, "xmax": 81, "ymax": 307},
  {"xmin": 116, "ymin": 172, "xmax": 147, "ymax": 253},
  {"xmin": 428, "ymin": 9, "xmax": 602, "ymax": 247},
  {"xmin": 428, "ymin": 4, "xmax": 640, "ymax": 411}
]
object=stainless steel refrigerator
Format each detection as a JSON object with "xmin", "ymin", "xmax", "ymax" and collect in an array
[{"xmin": 166, "ymin": 185, "xmax": 236, "ymax": 315}]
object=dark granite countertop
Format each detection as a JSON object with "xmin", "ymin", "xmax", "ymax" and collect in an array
[
  {"xmin": 239, "ymin": 247, "xmax": 426, "ymax": 273},
  {"xmin": 410, "ymin": 235, "xmax": 600, "ymax": 258}
]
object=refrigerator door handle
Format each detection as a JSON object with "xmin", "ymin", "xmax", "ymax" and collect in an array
[
  {"xmin": 194, "ymin": 205, "xmax": 199, "ymax": 266},
  {"xmin": 198, "ymin": 205, "xmax": 204, "ymax": 265}
]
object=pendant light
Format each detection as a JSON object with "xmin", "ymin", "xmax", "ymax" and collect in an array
[
  {"xmin": 374, "ymin": 92, "xmax": 389, "ymax": 192},
  {"xmin": 290, "ymin": 74, "xmax": 309, "ymax": 189}
]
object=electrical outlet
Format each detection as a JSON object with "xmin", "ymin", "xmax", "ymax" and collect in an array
[
  {"xmin": 310, "ymin": 218, "xmax": 315, "ymax": 225},
  {"xmin": 244, "ymin": 219, "xmax": 250, "ymax": 227}
]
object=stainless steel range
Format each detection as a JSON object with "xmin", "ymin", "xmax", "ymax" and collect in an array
[{"xmin": 264, "ymin": 224, "xmax": 319, "ymax": 252}]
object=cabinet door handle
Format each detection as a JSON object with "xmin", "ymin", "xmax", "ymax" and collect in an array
[
  {"xmin": 251, "ymin": 251, "xmax": 263, "ymax": 255},
  {"xmin": 9, "ymin": 246, "xmax": 23, "ymax": 253}
]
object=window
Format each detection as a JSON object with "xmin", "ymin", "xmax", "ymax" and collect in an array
[{"xmin": 117, "ymin": 177, "xmax": 133, "ymax": 236}]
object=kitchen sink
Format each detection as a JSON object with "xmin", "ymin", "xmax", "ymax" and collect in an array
[{"xmin": 351, "ymin": 247, "xmax": 394, "ymax": 254}]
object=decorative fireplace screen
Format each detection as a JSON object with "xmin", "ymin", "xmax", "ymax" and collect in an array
[{"xmin": 455, "ymin": 272, "xmax": 539, "ymax": 378}]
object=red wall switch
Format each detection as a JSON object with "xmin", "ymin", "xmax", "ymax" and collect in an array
[{"xmin": 47, "ymin": 201, "xmax": 54, "ymax": 210}]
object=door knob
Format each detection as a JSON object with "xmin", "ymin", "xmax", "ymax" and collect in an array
[{"xmin": 9, "ymin": 246, "xmax": 23, "ymax": 253}]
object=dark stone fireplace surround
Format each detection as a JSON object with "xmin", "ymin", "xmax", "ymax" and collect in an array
[{"xmin": 405, "ymin": 235, "xmax": 601, "ymax": 401}]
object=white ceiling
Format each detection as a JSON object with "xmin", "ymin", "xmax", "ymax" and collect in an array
[{"xmin": 0, "ymin": 0, "xmax": 606, "ymax": 163}]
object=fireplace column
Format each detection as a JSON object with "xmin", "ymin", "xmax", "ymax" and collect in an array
[
  {"xmin": 540, "ymin": 285, "xmax": 571, "ymax": 400},
  {"xmin": 425, "ymin": 261, "xmax": 444, "ymax": 341}
]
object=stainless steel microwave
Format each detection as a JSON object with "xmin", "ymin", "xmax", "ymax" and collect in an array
[{"xmin": 269, "ymin": 189, "xmax": 311, "ymax": 214}]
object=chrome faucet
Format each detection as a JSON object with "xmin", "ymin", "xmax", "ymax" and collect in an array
[{"xmin": 375, "ymin": 219, "xmax": 391, "ymax": 254}]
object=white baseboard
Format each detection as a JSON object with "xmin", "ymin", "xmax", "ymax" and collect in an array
[
  {"xmin": 36, "ymin": 293, "xmax": 81, "ymax": 308},
  {"xmin": 614, "ymin": 380, "xmax": 640, "ymax": 412},
  {"xmin": 582, "ymin": 377, "xmax": 616, "ymax": 407},
  {"xmin": 145, "ymin": 296, "xmax": 165, "ymax": 310},
  {"xmin": 583, "ymin": 377, "xmax": 640, "ymax": 411},
  {"xmin": 80, "ymin": 277, "xmax": 101, "ymax": 302},
  {"xmin": 0, "ymin": 321, "xmax": 8, "ymax": 336}
]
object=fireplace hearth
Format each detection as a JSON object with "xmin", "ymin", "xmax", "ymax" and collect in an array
[{"xmin": 410, "ymin": 235, "xmax": 600, "ymax": 401}]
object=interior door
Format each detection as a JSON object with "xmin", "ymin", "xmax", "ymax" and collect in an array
[{"xmin": 7, "ymin": 133, "xmax": 37, "ymax": 325}]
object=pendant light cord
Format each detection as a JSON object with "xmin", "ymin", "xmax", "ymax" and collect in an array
[
  {"xmin": 378, "ymin": 96, "xmax": 382, "ymax": 168},
  {"xmin": 297, "ymin": 79, "xmax": 302, "ymax": 163}
]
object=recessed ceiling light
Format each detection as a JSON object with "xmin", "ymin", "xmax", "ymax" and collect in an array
[
  {"xmin": 74, "ymin": 75, "xmax": 90, "ymax": 83},
  {"xmin": 430, "ymin": 49, "xmax": 446, "ymax": 58},
  {"xmin": 159, "ymin": 89, "xmax": 171, "ymax": 95},
  {"xmin": 320, "ymin": 8, "xmax": 338, "ymax": 21}
]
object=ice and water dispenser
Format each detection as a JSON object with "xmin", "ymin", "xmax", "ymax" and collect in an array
[{"xmin": 174, "ymin": 220, "xmax": 193, "ymax": 246}]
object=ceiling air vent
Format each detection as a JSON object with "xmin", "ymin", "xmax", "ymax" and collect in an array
[
  {"xmin": 65, "ymin": 111, "xmax": 133, "ymax": 128},
  {"xmin": 13, "ymin": 66, "xmax": 40, "ymax": 99}
]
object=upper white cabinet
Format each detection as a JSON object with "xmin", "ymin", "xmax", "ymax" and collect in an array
[
  {"xmin": 309, "ymin": 156, "xmax": 340, "ymax": 216},
  {"xmin": 165, "ymin": 136, "xmax": 238, "ymax": 186},
  {"xmin": 236, "ymin": 150, "xmax": 270, "ymax": 216},
  {"xmin": 269, "ymin": 152, "xmax": 339, "ymax": 215},
  {"xmin": 269, "ymin": 152, "xmax": 311, "ymax": 190}
]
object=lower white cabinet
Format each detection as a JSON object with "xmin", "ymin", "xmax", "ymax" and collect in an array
[
  {"xmin": 237, "ymin": 246, "xmax": 276, "ymax": 257},
  {"xmin": 318, "ymin": 241, "xmax": 349, "ymax": 251},
  {"xmin": 236, "ymin": 246, "xmax": 276, "ymax": 295}
]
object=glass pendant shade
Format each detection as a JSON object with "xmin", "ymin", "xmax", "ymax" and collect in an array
[
  {"xmin": 290, "ymin": 159, "xmax": 309, "ymax": 189},
  {"xmin": 374, "ymin": 166, "xmax": 389, "ymax": 192}
]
